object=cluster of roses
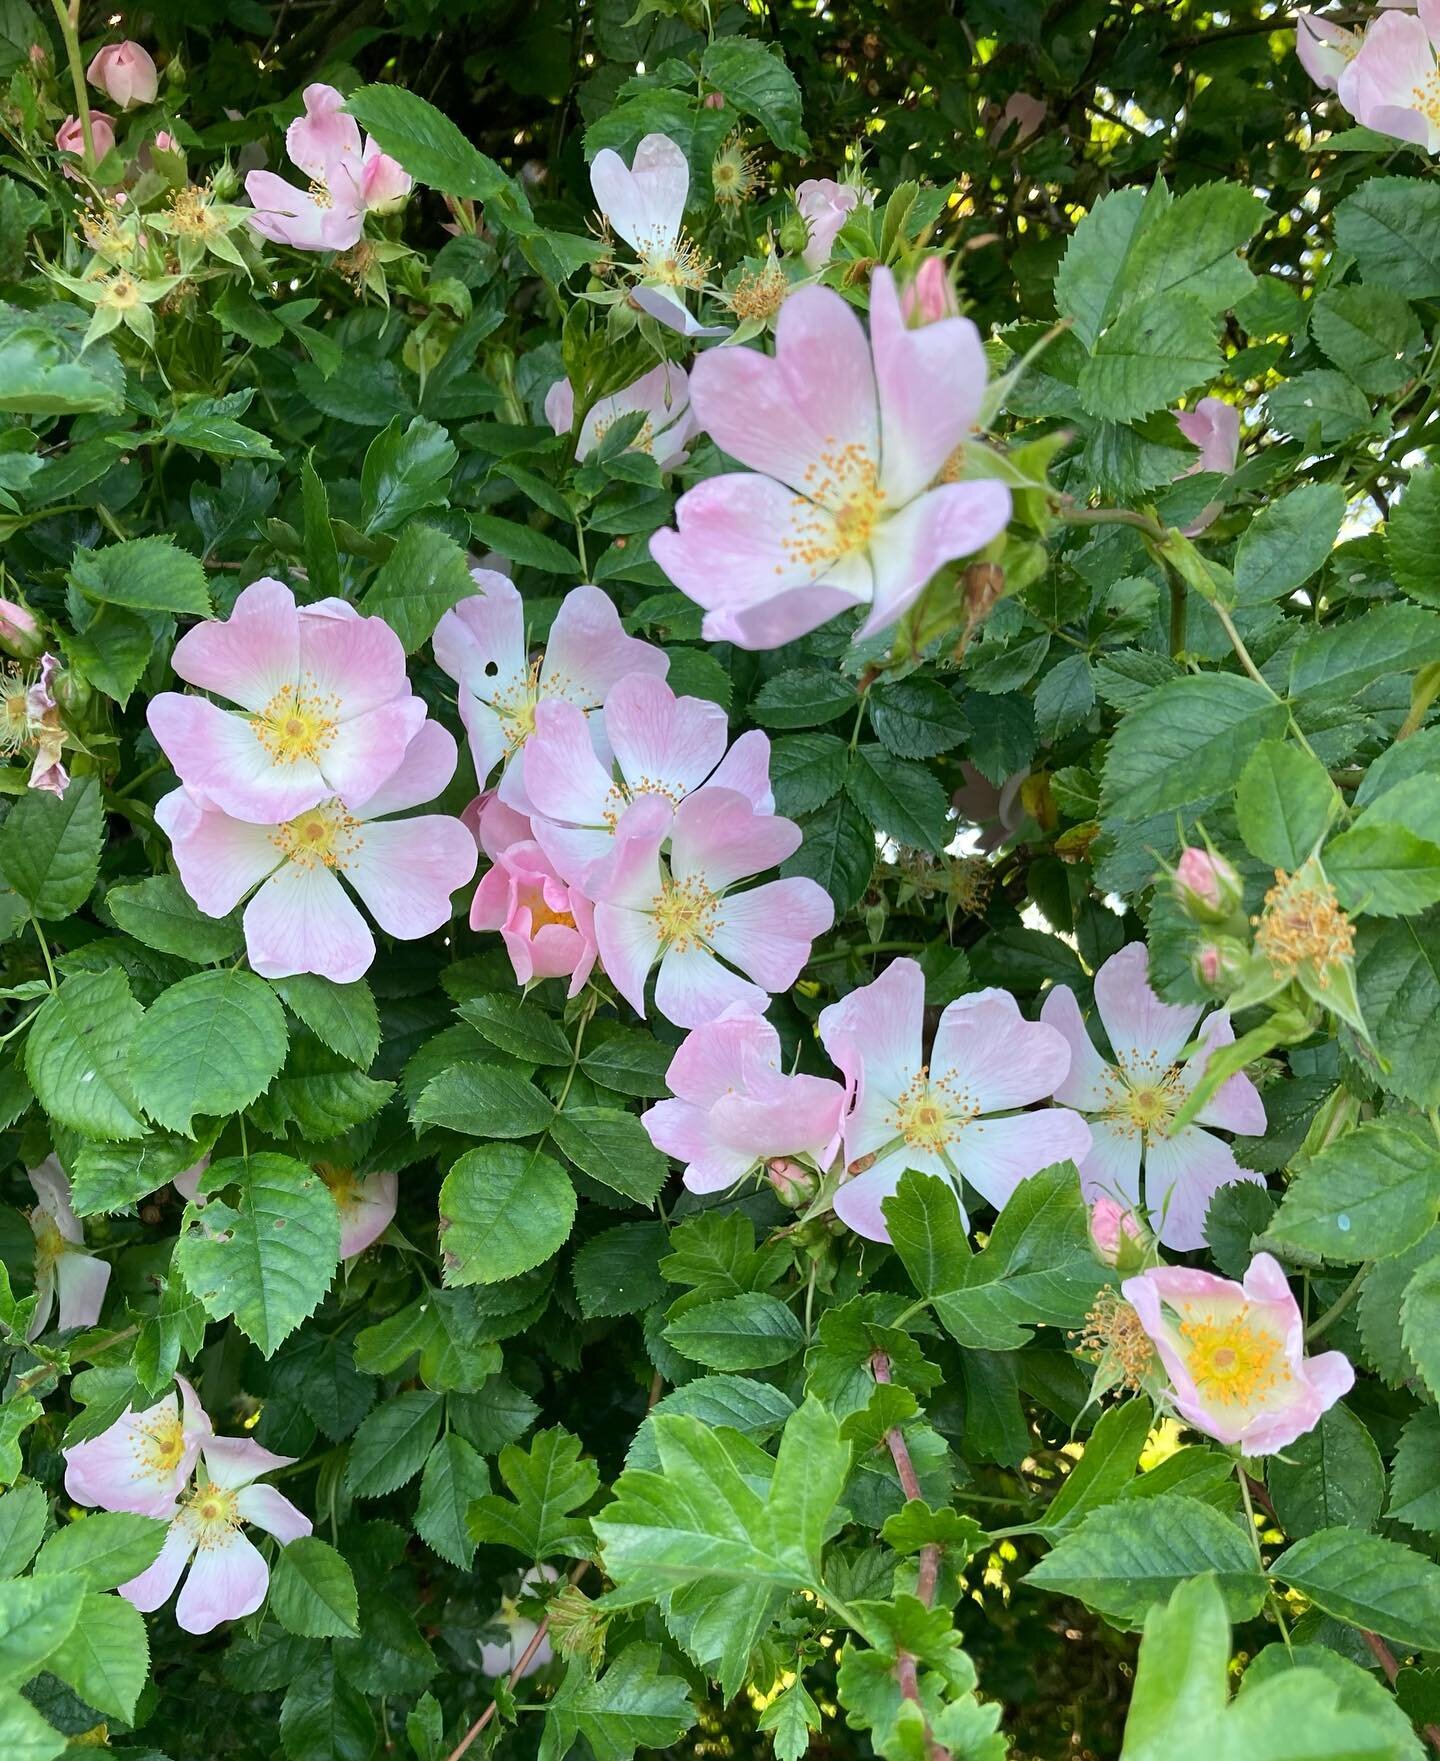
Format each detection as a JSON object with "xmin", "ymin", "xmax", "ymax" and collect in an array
[{"xmin": 1299, "ymin": 2, "xmax": 1440, "ymax": 151}]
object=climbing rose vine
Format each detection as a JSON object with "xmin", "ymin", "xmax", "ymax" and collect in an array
[{"xmin": 0, "ymin": 5, "xmax": 1438, "ymax": 1761}]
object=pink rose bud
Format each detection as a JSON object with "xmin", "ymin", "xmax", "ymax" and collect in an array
[
  {"xmin": 899, "ymin": 256, "xmax": 959, "ymax": 327},
  {"xmin": 153, "ymin": 129, "xmax": 176, "ymax": 152},
  {"xmin": 1089, "ymin": 1196, "xmax": 1143, "ymax": 1267},
  {"xmin": 86, "ymin": 41, "xmax": 158, "ymax": 110},
  {"xmin": 28, "ymin": 42, "xmax": 47, "ymax": 69},
  {"xmin": 1192, "ymin": 936, "xmax": 1249, "ymax": 996},
  {"xmin": 0, "ymin": 598, "xmax": 43, "ymax": 661},
  {"xmin": 702, "ymin": 91, "xmax": 725, "ymax": 108},
  {"xmin": 766, "ymin": 1158, "xmax": 818, "ymax": 1206},
  {"xmin": 56, "ymin": 112, "xmax": 116, "ymax": 169},
  {"xmin": 1174, "ymin": 846, "xmax": 1243, "ymax": 923}
]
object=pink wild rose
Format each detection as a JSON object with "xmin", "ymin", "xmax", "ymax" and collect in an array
[
  {"xmin": 649, "ymin": 267, "xmax": 1012, "ymax": 648},
  {"xmin": 818, "ymin": 958, "xmax": 1091, "ymax": 1241},
  {"xmin": 544, "ymin": 362, "xmax": 696, "ymax": 472},
  {"xmin": 642, "ymin": 1007, "xmax": 846, "ymax": 1193},
  {"xmin": 246, "ymin": 82, "xmax": 412, "ymax": 252},
  {"xmin": 57, "ymin": 112, "xmax": 116, "ymax": 173},
  {"xmin": 1296, "ymin": 13, "xmax": 1364, "ymax": 92},
  {"xmin": 87, "ymin": 41, "xmax": 158, "ymax": 109},
  {"xmin": 1174, "ymin": 396, "xmax": 1240, "ymax": 534},
  {"xmin": 147, "ymin": 576, "xmax": 426, "ymax": 825},
  {"xmin": 177, "ymin": 1157, "xmax": 395, "ymax": 1258},
  {"xmin": 25, "ymin": 653, "xmax": 69, "ymax": 797},
  {"xmin": 900, "ymin": 256, "xmax": 960, "ymax": 326},
  {"xmin": 156, "ymin": 720, "xmax": 478, "ymax": 984},
  {"xmin": 991, "ymin": 92, "xmax": 1048, "ymax": 145},
  {"xmin": 590, "ymin": 132, "xmax": 716, "ymax": 336},
  {"xmin": 590, "ymin": 787, "xmax": 833, "ymax": 1028},
  {"xmin": 64, "ymin": 1375, "xmax": 212, "ymax": 1518},
  {"xmin": 1041, "ymin": 942, "xmax": 1266, "ymax": 1252},
  {"xmin": 522, "ymin": 672, "xmax": 773, "ymax": 887},
  {"xmin": 118, "ymin": 1433, "xmax": 312, "ymax": 1634},
  {"xmin": 1338, "ymin": 2, "xmax": 1440, "ymax": 151},
  {"xmin": 795, "ymin": 177, "xmax": 861, "ymax": 270},
  {"xmin": 470, "ymin": 793, "xmax": 599, "ymax": 996},
  {"xmin": 1123, "ymin": 1252, "xmax": 1355, "ymax": 1454},
  {"xmin": 26, "ymin": 1158, "xmax": 110, "ymax": 1339},
  {"xmin": 432, "ymin": 573, "xmax": 667, "ymax": 812},
  {"xmin": 0, "ymin": 597, "xmax": 42, "ymax": 658}
]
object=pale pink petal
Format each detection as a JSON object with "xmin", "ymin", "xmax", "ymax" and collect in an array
[
  {"xmin": 859, "ymin": 482, "xmax": 1013, "ymax": 638},
  {"xmin": 432, "ymin": 573, "xmax": 527, "ymax": 695},
  {"xmin": 707, "ymin": 879, "xmax": 832, "ymax": 990},
  {"xmin": 1296, "ymin": 14, "xmax": 1354, "ymax": 93},
  {"xmin": 1039, "ymin": 984, "xmax": 1115, "ymax": 1110},
  {"xmin": 352, "ymin": 719, "xmax": 458, "ymax": 819},
  {"xmin": 711, "ymin": 1070, "xmax": 847, "ymax": 1160},
  {"xmin": 590, "ymin": 132, "xmax": 689, "ymax": 259},
  {"xmin": 65, "ymin": 1393, "xmax": 189, "ymax": 1517},
  {"xmin": 655, "ymin": 944, "xmax": 767, "ymax": 1028},
  {"xmin": 336, "ymin": 1169, "xmax": 398, "ymax": 1258},
  {"xmin": 834, "ymin": 1162, "xmax": 915, "ymax": 1242},
  {"xmin": 700, "ymin": 582, "xmax": 868, "ymax": 650},
  {"xmin": 593, "ymin": 903, "xmax": 662, "ymax": 1016},
  {"xmin": 481, "ymin": 1619, "xmax": 551, "ymax": 1679},
  {"xmin": 1143, "ymin": 1125, "xmax": 1263, "ymax": 1252},
  {"xmin": 235, "ymin": 1485, "xmax": 313, "ymax": 1543},
  {"xmin": 1076, "ymin": 1118, "xmax": 1144, "ymax": 1213},
  {"xmin": 542, "ymin": 584, "xmax": 668, "ymax": 707},
  {"xmin": 1178, "ymin": 1011, "xmax": 1267, "ymax": 1135},
  {"xmin": 580, "ymin": 792, "xmax": 670, "ymax": 910},
  {"xmin": 664, "ymin": 1009, "xmax": 781, "ymax": 1106},
  {"xmin": 29, "ymin": 1156, "xmax": 81, "ymax": 1241},
  {"xmin": 55, "ymin": 1251, "xmax": 109, "ymax": 1331},
  {"xmin": 522, "ymin": 698, "xmax": 616, "ymax": 827},
  {"xmin": 707, "ymin": 729, "xmax": 773, "ymax": 812},
  {"xmin": 175, "ymin": 1527, "xmax": 269, "ymax": 1634},
  {"xmin": 298, "ymin": 598, "xmax": 411, "ymax": 718},
  {"xmin": 796, "ymin": 178, "xmax": 859, "ymax": 271},
  {"xmin": 169, "ymin": 577, "xmax": 298, "ymax": 710},
  {"xmin": 476, "ymin": 792, "xmax": 533, "ymax": 860},
  {"xmin": 202, "ymin": 1433, "xmax": 295, "ymax": 1490},
  {"xmin": 246, "ymin": 169, "xmax": 363, "ymax": 251},
  {"xmin": 1338, "ymin": 12, "xmax": 1440, "ymax": 151},
  {"xmin": 688, "ymin": 284, "xmax": 878, "ymax": 493},
  {"xmin": 287, "ymin": 84, "xmax": 362, "ymax": 183},
  {"xmin": 359, "ymin": 139, "xmax": 412, "ymax": 208},
  {"xmin": 545, "ymin": 378, "xmax": 575, "ymax": 436},
  {"xmin": 321, "ymin": 697, "xmax": 428, "ymax": 811},
  {"xmin": 243, "ymin": 863, "xmax": 375, "ymax": 982},
  {"xmin": 818, "ymin": 957, "xmax": 925, "ymax": 1102},
  {"xmin": 148, "ymin": 695, "xmax": 329, "ymax": 824},
  {"xmin": 345, "ymin": 816, "xmax": 476, "ymax": 940},
  {"xmin": 930, "ymin": 988, "xmax": 1073, "ymax": 1111},
  {"xmin": 949, "ymin": 1109, "xmax": 1092, "ymax": 1212},
  {"xmin": 628, "ymin": 285, "xmax": 728, "ymax": 337},
  {"xmin": 155, "ymin": 788, "xmax": 281, "ymax": 918},
  {"xmin": 667, "ymin": 787, "xmax": 801, "ymax": 891},
  {"xmin": 1175, "ymin": 397, "xmax": 1240, "ymax": 477},
  {"xmin": 869, "ymin": 266, "xmax": 989, "ymax": 502},
  {"xmin": 642, "ymin": 1097, "xmax": 757, "ymax": 1193},
  {"xmin": 119, "ymin": 1520, "xmax": 194, "ymax": 1613},
  {"xmin": 1093, "ymin": 943, "xmax": 1203, "ymax": 1076},
  {"xmin": 605, "ymin": 675, "xmax": 729, "ymax": 801}
]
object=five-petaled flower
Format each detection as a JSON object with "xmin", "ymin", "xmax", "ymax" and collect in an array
[
  {"xmin": 64, "ymin": 1375, "xmax": 212, "ymax": 1517},
  {"xmin": 246, "ymin": 82, "xmax": 412, "ymax": 252},
  {"xmin": 650, "ymin": 267, "xmax": 1012, "ymax": 648},
  {"xmin": 469, "ymin": 793, "xmax": 600, "ymax": 996},
  {"xmin": 1041, "ymin": 942, "xmax": 1266, "ymax": 1252},
  {"xmin": 26, "ymin": 1158, "xmax": 110, "ymax": 1339},
  {"xmin": 589, "ymin": 132, "xmax": 717, "ymax": 335},
  {"xmin": 818, "ymin": 957, "xmax": 1092, "ymax": 1241},
  {"xmin": 1123, "ymin": 1252, "xmax": 1354, "ymax": 1454},
  {"xmin": 1337, "ymin": 0, "xmax": 1440, "ymax": 151}
]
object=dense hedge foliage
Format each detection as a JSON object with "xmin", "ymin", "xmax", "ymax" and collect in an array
[{"xmin": 7, "ymin": 3, "xmax": 1440, "ymax": 1760}]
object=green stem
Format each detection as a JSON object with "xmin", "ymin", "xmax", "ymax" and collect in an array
[
  {"xmin": 807, "ymin": 940, "xmax": 928, "ymax": 968},
  {"xmin": 28, "ymin": 911, "xmax": 57, "ymax": 993},
  {"xmin": 1305, "ymin": 1263, "xmax": 1369, "ymax": 1342},
  {"xmin": 48, "ymin": 0, "xmax": 95, "ymax": 170},
  {"xmin": 1237, "ymin": 1464, "xmax": 1293, "ymax": 1655},
  {"xmin": 1168, "ymin": 576, "xmax": 1187, "ymax": 657}
]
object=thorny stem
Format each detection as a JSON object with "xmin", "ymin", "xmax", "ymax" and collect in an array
[
  {"xmin": 443, "ymin": 1559, "xmax": 591, "ymax": 1761},
  {"xmin": 1363, "ymin": 1630, "xmax": 1440, "ymax": 1755},
  {"xmin": 872, "ymin": 1352, "xmax": 948, "ymax": 1760}
]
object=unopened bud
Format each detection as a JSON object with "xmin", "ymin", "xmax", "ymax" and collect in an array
[
  {"xmin": 1174, "ymin": 846, "xmax": 1244, "ymax": 924},
  {"xmin": 899, "ymin": 256, "xmax": 959, "ymax": 327},
  {"xmin": 702, "ymin": 91, "xmax": 725, "ymax": 109},
  {"xmin": 1192, "ymin": 935, "xmax": 1249, "ymax": 996},
  {"xmin": 766, "ymin": 1158, "xmax": 818, "ymax": 1206},
  {"xmin": 777, "ymin": 208, "xmax": 809, "ymax": 256},
  {"xmin": 0, "ymin": 598, "xmax": 43, "ymax": 661},
  {"xmin": 1089, "ymin": 1195, "xmax": 1144, "ymax": 1268},
  {"xmin": 51, "ymin": 668, "xmax": 91, "ymax": 717}
]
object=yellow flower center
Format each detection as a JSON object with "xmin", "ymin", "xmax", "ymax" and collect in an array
[
  {"xmin": 134, "ymin": 1409, "xmax": 186, "ymax": 1477},
  {"xmin": 32, "ymin": 1214, "xmax": 64, "ymax": 1269},
  {"xmin": 1255, "ymin": 866, "xmax": 1355, "ymax": 987},
  {"xmin": 651, "ymin": 875, "xmax": 720, "ymax": 951},
  {"xmin": 272, "ymin": 800, "xmax": 363, "ymax": 871},
  {"xmin": 1176, "ymin": 1305, "xmax": 1291, "ymax": 1408},
  {"xmin": 519, "ymin": 886, "xmax": 575, "ymax": 934},
  {"xmin": 1100, "ymin": 1065, "xmax": 1184, "ymax": 1142},
  {"xmin": 783, "ymin": 444, "xmax": 888, "ymax": 571},
  {"xmin": 105, "ymin": 273, "xmax": 140, "ymax": 310},
  {"xmin": 891, "ymin": 1066, "xmax": 976, "ymax": 1153},
  {"xmin": 180, "ymin": 1482, "xmax": 241, "ymax": 1546},
  {"xmin": 1413, "ymin": 70, "xmax": 1440, "ymax": 126},
  {"xmin": 639, "ymin": 229, "xmax": 706, "ymax": 290},
  {"xmin": 316, "ymin": 1160, "xmax": 364, "ymax": 1218},
  {"xmin": 251, "ymin": 678, "xmax": 340, "ymax": 765}
]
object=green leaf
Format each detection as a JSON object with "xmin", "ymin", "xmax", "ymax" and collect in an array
[
  {"xmin": 1311, "ymin": 283, "xmax": 1423, "ymax": 395},
  {"xmin": 1234, "ymin": 740, "xmax": 1338, "ymax": 870},
  {"xmin": 572, "ymin": 1223, "xmax": 667, "ymax": 1320},
  {"xmin": 269, "ymin": 1537, "xmax": 360, "ymax": 1638},
  {"xmin": 46, "ymin": 1589, "xmax": 148, "ymax": 1722},
  {"xmin": 160, "ymin": 391, "xmax": 280, "ymax": 461},
  {"xmin": 25, "ymin": 968, "xmax": 146, "ymax": 1140},
  {"xmin": 1268, "ymin": 1120, "xmax": 1440, "ymax": 1261},
  {"xmin": 1079, "ymin": 294, "xmax": 1219, "ymax": 423},
  {"xmin": 1387, "ymin": 469, "xmax": 1440, "ymax": 609},
  {"xmin": 1325, "ymin": 821, "xmax": 1440, "ymax": 918},
  {"xmin": 0, "ymin": 1484, "xmax": 46, "ymax": 1577},
  {"xmin": 0, "ymin": 304, "xmax": 123, "ymax": 417},
  {"xmin": 1040, "ymin": 1399, "xmax": 1153, "ymax": 1538},
  {"xmin": 700, "ymin": 38, "xmax": 806, "ymax": 153},
  {"xmin": 846, "ymin": 744, "xmax": 950, "ymax": 851},
  {"xmin": 106, "ymin": 874, "xmax": 244, "ymax": 963},
  {"xmin": 1272, "ymin": 1527, "xmax": 1440, "ymax": 1651},
  {"xmin": 1387, "ymin": 1407, "xmax": 1440, "ymax": 1534},
  {"xmin": 1027, "ymin": 1495, "xmax": 1266, "ymax": 1629},
  {"xmin": 868, "ymin": 676, "xmax": 970, "ymax": 758},
  {"xmin": 1267, "ymin": 370, "xmax": 1372, "ymax": 448},
  {"xmin": 469, "ymin": 511, "xmax": 579, "ymax": 575},
  {"xmin": 769, "ymin": 733, "xmax": 849, "ymax": 816},
  {"xmin": 0, "ymin": 1691, "xmax": 65, "ymax": 1761},
  {"xmin": 272, "ymin": 974, "xmax": 380, "ymax": 1068},
  {"xmin": 129, "ymin": 968, "xmax": 289, "ymax": 1134},
  {"xmin": 301, "ymin": 454, "xmax": 342, "ymax": 600},
  {"xmin": 1334, "ymin": 176, "xmax": 1440, "ymax": 297},
  {"xmin": 663, "ymin": 1292, "xmax": 807, "ymax": 1370},
  {"xmin": 578, "ymin": 1029, "xmax": 671, "ymax": 1098},
  {"xmin": 343, "ymin": 84, "xmax": 514, "ymax": 204},
  {"xmin": 68, "ymin": 535, "xmax": 210, "ymax": 616},
  {"xmin": 1353, "ymin": 916, "xmax": 1440, "ymax": 1109},
  {"xmin": 1267, "ymin": 1405, "xmax": 1384, "ymax": 1539},
  {"xmin": 34, "ymin": 1512, "xmax": 168, "ymax": 1588},
  {"xmin": 1100, "ymin": 674, "xmax": 1288, "ymax": 820},
  {"xmin": 0, "ymin": 776, "xmax": 102, "ymax": 920},
  {"xmin": 0, "ymin": 1571, "xmax": 85, "ymax": 1687},
  {"xmin": 459, "ymin": 993, "xmax": 573, "ymax": 1064},
  {"xmin": 781, "ymin": 792, "xmax": 875, "ymax": 913},
  {"xmin": 468, "ymin": 1425, "xmax": 599, "ymax": 1559},
  {"xmin": 542, "ymin": 1643, "xmax": 697, "ymax": 1761},
  {"xmin": 345, "ymin": 1390, "xmax": 443, "ymax": 1498},
  {"xmin": 1116, "ymin": 182, "xmax": 1265, "ymax": 317},
  {"xmin": 414, "ymin": 1065, "xmax": 554, "ymax": 1137},
  {"xmin": 551, "ymin": 1107, "xmax": 668, "ymax": 1204},
  {"xmin": 1233, "ymin": 484, "xmax": 1345, "ymax": 608},
  {"xmin": 1034, "ymin": 654, "xmax": 1096, "ymax": 744},
  {"xmin": 751, "ymin": 669, "xmax": 856, "ymax": 731},
  {"xmin": 1401, "ymin": 1255, "xmax": 1440, "ymax": 1401},
  {"xmin": 359, "ymin": 521, "xmax": 474, "ymax": 654},
  {"xmin": 175, "ymin": 1153, "xmax": 340, "ymax": 1356},
  {"xmin": 1290, "ymin": 604, "xmax": 1440, "ymax": 702},
  {"xmin": 1055, "ymin": 187, "xmax": 1148, "ymax": 348},
  {"xmin": 280, "ymin": 1652, "xmax": 375, "ymax": 1761},
  {"xmin": 360, "ymin": 416, "xmax": 456, "ymax": 535},
  {"xmin": 415, "ymin": 1433, "xmax": 491, "ymax": 1569},
  {"xmin": 438, "ymin": 1144, "xmax": 576, "ymax": 1286}
]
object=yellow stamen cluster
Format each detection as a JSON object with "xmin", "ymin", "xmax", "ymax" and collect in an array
[
  {"xmin": 0, "ymin": 668, "xmax": 35, "ymax": 756},
  {"xmin": 167, "ymin": 183, "xmax": 224, "ymax": 241},
  {"xmin": 1075, "ymin": 1287, "xmax": 1155, "ymax": 1393},
  {"xmin": 651, "ymin": 875, "xmax": 720, "ymax": 952},
  {"xmin": 891, "ymin": 1066, "xmax": 976, "ymax": 1153},
  {"xmin": 640, "ymin": 228, "xmax": 707, "ymax": 291},
  {"xmin": 1254, "ymin": 867, "xmax": 1354, "ymax": 986},
  {"xmin": 780, "ymin": 443, "xmax": 886, "ymax": 574},
  {"xmin": 519, "ymin": 886, "xmax": 576, "ymax": 934},
  {"xmin": 1412, "ymin": 72, "xmax": 1440, "ymax": 126},
  {"xmin": 729, "ymin": 261, "xmax": 790, "ymax": 324},
  {"xmin": 1177, "ymin": 1306, "xmax": 1290, "ymax": 1408},
  {"xmin": 272, "ymin": 801, "xmax": 363, "ymax": 871},
  {"xmin": 133, "ymin": 1408, "xmax": 186, "ymax": 1477},
  {"xmin": 711, "ymin": 135, "xmax": 762, "ymax": 208},
  {"xmin": 179, "ymin": 1481, "xmax": 242, "ymax": 1547}
]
